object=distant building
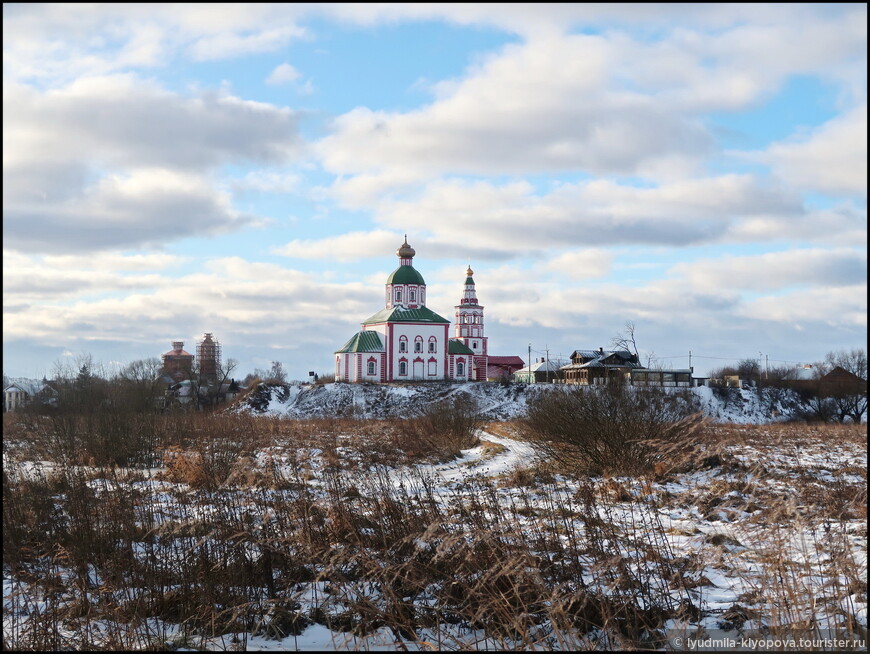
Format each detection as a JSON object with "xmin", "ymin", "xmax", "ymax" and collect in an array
[
  {"xmin": 4, "ymin": 379, "xmax": 57, "ymax": 412},
  {"xmin": 335, "ymin": 237, "xmax": 520, "ymax": 383},
  {"xmin": 513, "ymin": 357, "xmax": 568, "ymax": 384},
  {"xmin": 162, "ymin": 341, "xmax": 194, "ymax": 381},
  {"xmin": 197, "ymin": 333, "xmax": 221, "ymax": 382},
  {"xmin": 629, "ymin": 368, "xmax": 694, "ymax": 388},
  {"xmin": 487, "ymin": 356, "xmax": 526, "ymax": 381},
  {"xmin": 560, "ymin": 348, "xmax": 643, "ymax": 385}
]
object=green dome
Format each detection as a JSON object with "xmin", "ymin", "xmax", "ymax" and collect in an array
[{"xmin": 386, "ymin": 265, "xmax": 425, "ymax": 285}]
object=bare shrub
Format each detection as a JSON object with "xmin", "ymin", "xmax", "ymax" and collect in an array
[
  {"xmin": 522, "ymin": 381, "xmax": 705, "ymax": 476},
  {"xmin": 395, "ymin": 394, "xmax": 483, "ymax": 461}
]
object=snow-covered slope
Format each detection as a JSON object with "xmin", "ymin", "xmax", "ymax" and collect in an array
[{"xmin": 240, "ymin": 381, "xmax": 815, "ymax": 424}]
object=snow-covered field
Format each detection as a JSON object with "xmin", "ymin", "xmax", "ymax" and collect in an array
[
  {"xmin": 240, "ymin": 381, "xmax": 814, "ymax": 424},
  {"xmin": 3, "ymin": 412, "xmax": 866, "ymax": 651}
]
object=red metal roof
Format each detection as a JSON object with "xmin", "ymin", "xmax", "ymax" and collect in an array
[
  {"xmin": 487, "ymin": 356, "xmax": 525, "ymax": 366},
  {"xmin": 163, "ymin": 348, "xmax": 193, "ymax": 357}
]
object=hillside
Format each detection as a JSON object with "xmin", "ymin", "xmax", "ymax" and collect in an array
[{"xmin": 239, "ymin": 380, "xmax": 812, "ymax": 423}]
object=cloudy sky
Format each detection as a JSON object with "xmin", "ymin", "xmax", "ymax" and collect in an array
[{"xmin": 3, "ymin": 3, "xmax": 867, "ymax": 380}]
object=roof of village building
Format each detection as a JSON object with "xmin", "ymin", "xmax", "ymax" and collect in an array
[
  {"xmin": 563, "ymin": 349, "xmax": 642, "ymax": 370},
  {"xmin": 563, "ymin": 357, "xmax": 645, "ymax": 370},
  {"xmin": 362, "ymin": 305, "xmax": 450, "ymax": 325},
  {"xmin": 4, "ymin": 379, "xmax": 55, "ymax": 396},
  {"xmin": 571, "ymin": 349, "xmax": 634, "ymax": 360},
  {"xmin": 487, "ymin": 355, "xmax": 525, "ymax": 367},
  {"xmin": 336, "ymin": 331, "xmax": 385, "ymax": 353},
  {"xmin": 448, "ymin": 339, "xmax": 475, "ymax": 355},
  {"xmin": 516, "ymin": 358, "xmax": 568, "ymax": 374},
  {"xmin": 163, "ymin": 345, "xmax": 193, "ymax": 357}
]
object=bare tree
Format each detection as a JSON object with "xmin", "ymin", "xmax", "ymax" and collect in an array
[
  {"xmin": 115, "ymin": 357, "xmax": 164, "ymax": 411},
  {"xmin": 267, "ymin": 361, "xmax": 287, "ymax": 383},
  {"xmin": 610, "ymin": 321, "xmax": 640, "ymax": 360},
  {"xmin": 803, "ymin": 348, "xmax": 868, "ymax": 423},
  {"xmin": 821, "ymin": 348, "xmax": 868, "ymax": 380}
]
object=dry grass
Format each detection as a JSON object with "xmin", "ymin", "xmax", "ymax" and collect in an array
[{"xmin": 3, "ymin": 415, "xmax": 866, "ymax": 651}]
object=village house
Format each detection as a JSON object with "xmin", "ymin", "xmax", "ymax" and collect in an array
[
  {"xmin": 486, "ymin": 356, "xmax": 526, "ymax": 381},
  {"xmin": 513, "ymin": 358, "xmax": 569, "ymax": 384},
  {"xmin": 3, "ymin": 379, "xmax": 58, "ymax": 412},
  {"xmin": 559, "ymin": 348, "xmax": 643, "ymax": 385}
]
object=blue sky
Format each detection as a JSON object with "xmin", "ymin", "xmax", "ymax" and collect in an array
[{"xmin": 3, "ymin": 3, "xmax": 866, "ymax": 380}]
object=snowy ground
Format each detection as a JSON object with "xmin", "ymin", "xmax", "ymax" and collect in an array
[
  {"xmin": 3, "ymin": 419, "xmax": 866, "ymax": 651},
  {"xmin": 241, "ymin": 381, "xmax": 814, "ymax": 424}
]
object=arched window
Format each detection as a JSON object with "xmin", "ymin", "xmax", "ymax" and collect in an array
[
  {"xmin": 428, "ymin": 337, "xmax": 437, "ymax": 353},
  {"xmin": 414, "ymin": 337, "xmax": 423, "ymax": 353},
  {"xmin": 457, "ymin": 361, "xmax": 465, "ymax": 376},
  {"xmin": 395, "ymin": 288, "xmax": 402, "ymax": 303},
  {"xmin": 410, "ymin": 289, "xmax": 416, "ymax": 302},
  {"xmin": 399, "ymin": 361, "xmax": 407, "ymax": 376},
  {"xmin": 367, "ymin": 361, "xmax": 376, "ymax": 375},
  {"xmin": 399, "ymin": 336, "xmax": 408, "ymax": 353},
  {"xmin": 473, "ymin": 341, "xmax": 478, "ymax": 349}
]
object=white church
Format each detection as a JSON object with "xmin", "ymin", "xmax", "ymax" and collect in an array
[{"xmin": 335, "ymin": 237, "xmax": 491, "ymax": 382}]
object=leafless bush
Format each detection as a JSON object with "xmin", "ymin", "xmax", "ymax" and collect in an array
[
  {"xmin": 394, "ymin": 394, "xmax": 483, "ymax": 461},
  {"xmin": 522, "ymin": 382, "xmax": 705, "ymax": 476}
]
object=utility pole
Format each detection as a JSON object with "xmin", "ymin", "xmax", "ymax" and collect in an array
[
  {"xmin": 545, "ymin": 345, "xmax": 550, "ymax": 384},
  {"xmin": 528, "ymin": 343, "xmax": 532, "ymax": 384},
  {"xmin": 688, "ymin": 350, "xmax": 692, "ymax": 371}
]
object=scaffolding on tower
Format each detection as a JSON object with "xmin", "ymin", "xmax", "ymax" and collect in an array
[{"xmin": 197, "ymin": 332, "xmax": 221, "ymax": 382}]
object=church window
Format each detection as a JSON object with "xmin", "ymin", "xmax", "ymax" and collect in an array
[
  {"xmin": 457, "ymin": 361, "xmax": 465, "ymax": 376},
  {"xmin": 410, "ymin": 289, "xmax": 416, "ymax": 302},
  {"xmin": 367, "ymin": 361, "xmax": 376, "ymax": 375},
  {"xmin": 428, "ymin": 360, "xmax": 436, "ymax": 376},
  {"xmin": 395, "ymin": 289, "xmax": 402, "ymax": 303},
  {"xmin": 399, "ymin": 337, "xmax": 408, "ymax": 353},
  {"xmin": 473, "ymin": 341, "xmax": 478, "ymax": 349},
  {"xmin": 428, "ymin": 337, "xmax": 437, "ymax": 353},
  {"xmin": 399, "ymin": 361, "xmax": 407, "ymax": 376},
  {"xmin": 414, "ymin": 337, "xmax": 423, "ymax": 353}
]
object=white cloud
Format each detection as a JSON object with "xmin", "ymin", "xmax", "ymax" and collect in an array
[
  {"xmin": 738, "ymin": 285, "xmax": 867, "ymax": 328},
  {"xmin": 232, "ymin": 170, "xmax": 302, "ymax": 194},
  {"xmin": 670, "ymin": 248, "xmax": 867, "ymax": 292},
  {"xmin": 752, "ymin": 104, "xmax": 867, "ymax": 197},
  {"xmin": 545, "ymin": 250, "xmax": 614, "ymax": 280},
  {"xmin": 273, "ymin": 230, "xmax": 403, "ymax": 262},
  {"xmin": 3, "ymin": 76, "xmax": 302, "ymax": 253},
  {"xmin": 318, "ymin": 34, "xmax": 713, "ymax": 181},
  {"xmin": 189, "ymin": 25, "xmax": 307, "ymax": 61},
  {"xmin": 367, "ymin": 175, "xmax": 812, "ymax": 259},
  {"xmin": 266, "ymin": 63, "xmax": 302, "ymax": 85}
]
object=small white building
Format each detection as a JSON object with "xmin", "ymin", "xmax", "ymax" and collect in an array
[{"xmin": 513, "ymin": 358, "xmax": 569, "ymax": 384}]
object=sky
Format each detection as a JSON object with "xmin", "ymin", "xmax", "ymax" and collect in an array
[{"xmin": 3, "ymin": 3, "xmax": 867, "ymax": 381}]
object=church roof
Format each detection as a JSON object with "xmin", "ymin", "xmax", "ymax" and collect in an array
[
  {"xmin": 362, "ymin": 305, "xmax": 450, "ymax": 325},
  {"xmin": 448, "ymin": 339, "xmax": 475, "ymax": 354},
  {"xmin": 336, "ymin": 331, "xmax": 385, "ymax": 353},
  {"xmin": 386, "ymin": 265, "xmax": 426, "ymax": 285}
]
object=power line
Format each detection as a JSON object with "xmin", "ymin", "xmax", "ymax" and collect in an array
[{"xmin": 528, "ymin": 347, "xmax": 812, "ymax": 366}]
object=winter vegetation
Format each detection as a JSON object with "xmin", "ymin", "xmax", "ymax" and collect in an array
[{"xmin": 3, "ymin": 352, "xmax": 867, "ymax": 651}]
